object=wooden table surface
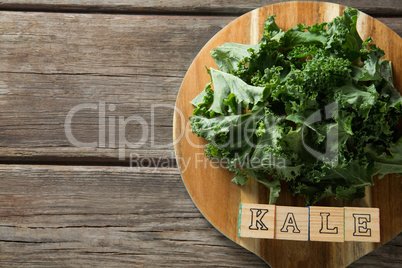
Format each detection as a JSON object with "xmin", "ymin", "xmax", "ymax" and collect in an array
[{"xmin": 0, "ymin": 0, "xmax": 400, "ymax": 267}]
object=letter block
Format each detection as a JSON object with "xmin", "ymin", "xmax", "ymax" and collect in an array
[
  {"xmin": 344, "ymin": 207, "xmax": 380, "ymax": 242},
  {"xmin": 238, "ymin": 203, "xmax": 380, "ymax": 242},
  {"xmin": 238, "ymin": 203, "xmax": 276, "ymax": 239},
  {"xmin": 275, "ymin": 206, "xmax": 309, "ymax": 241},
  {"xmin": 309, "ymin": 206, "xmax": 344, "ymax": 242}
]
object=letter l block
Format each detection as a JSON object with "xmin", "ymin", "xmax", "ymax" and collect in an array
[{"xmin": 309, "ymin": 206, "xmax": 344, "ymax": 242}]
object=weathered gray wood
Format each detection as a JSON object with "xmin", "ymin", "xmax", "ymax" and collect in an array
[
  {"xmin": 0, "ymin": 12, "xmax": 401, "ymax": 164},
  {"xmin": 0, "ymin": 0, "xmax": 401, "ymax": 16},
  {"xmin": 0, "ymin": 164, "xmax": 267, "ymax": 267},
  {"xmin": 0, "ymin": 164, "xmax": 399, "ymax": 267},
  {"xmin": 0, "ymin": 12, "xmax": 235, "ymax": 163}
]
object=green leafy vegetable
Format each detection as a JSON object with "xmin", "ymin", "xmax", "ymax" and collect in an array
[{"xmin": 189, "ymin": 7, "xmax": 402, "ymax": 205}]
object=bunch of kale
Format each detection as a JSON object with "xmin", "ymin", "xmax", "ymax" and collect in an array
[{"xmin": 190, "ymin": 8, "xmax": 402, "ymax": 205}]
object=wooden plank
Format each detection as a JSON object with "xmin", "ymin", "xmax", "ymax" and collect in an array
[
  {"xmin": 0, "ymin": 164, "xmax": 267, "ymax": 267},
  {"xmin": 0, "ymin": 12, "xmax": 401, "ymax": 164},
  {"xmin": 0, "ymin": 12, "xmax": 235, "ymax": 163},
  {"xmin": 0, "ymin": 0, "xmax": 401, "ymax": 16},
  {"xmin": 0, "ymin": 164, "xmax": 399, "ymax": 266}
]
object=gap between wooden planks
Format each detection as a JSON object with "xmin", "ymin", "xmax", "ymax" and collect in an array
[{"xmin": 0, "ymin": 0, "xmax": 401, "ymax": 16}]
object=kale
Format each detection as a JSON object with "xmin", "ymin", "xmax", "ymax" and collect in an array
[{"xmin": 189, "ymin": 7, "xmax": 402, "ymax": 205}]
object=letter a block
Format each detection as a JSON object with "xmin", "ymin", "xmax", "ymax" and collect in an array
[
  {"xmin": 309, "ymin": 206, "xmax": 344, "ymax": 242},
  {"xmin": 238, "ymin": 203, "xmax": 276, "ymax": 239},
  {"xmin": 275, "ymin": 206, "xmax": 309, "ymax": 241},
  {"xmin": 344, "ymin": 207, "xmax": 380, "ymax": 242}
]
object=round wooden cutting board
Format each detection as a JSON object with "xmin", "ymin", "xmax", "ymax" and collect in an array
[{"xmin": 173, "ymin": 1, "xmax": 402, "ymax": 267}]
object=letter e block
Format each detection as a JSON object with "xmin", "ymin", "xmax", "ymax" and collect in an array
[
  {"xmin": 275, "ymin": 206, "xmax": 309, "ymax": 241},
  {"xmin": 238, "ymin": 203, "xmax": 275, "ymax": 239},
  {"xmin": 309, "ymin": 206, "xmax": 344, "ymax": 242},
  {"xmin": 344, "ymin": 207, "xmax": 380, "ymax": 242}
]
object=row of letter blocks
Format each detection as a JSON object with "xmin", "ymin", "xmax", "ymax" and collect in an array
[{"xmin": 238, "ymin": 203, "xmax": 380, "ymax": 242}]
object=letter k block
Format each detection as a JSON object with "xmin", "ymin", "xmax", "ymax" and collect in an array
[{"xmin": 238, "ymin": 203, "xmax": 276, "ymax": 239}]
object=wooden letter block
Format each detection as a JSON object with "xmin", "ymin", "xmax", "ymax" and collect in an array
[
  {"xmin": 275, "ymin": 206, "xmax": 309, "ymax": 241},
  {"xmin": 238, "ymin": 203, "xmax": 276, "ymax": 239},
  {"xmin": 344, "ymin": 207, "xmax": 380, "ymax": 242},
  {"xmin": 309, "ymin": 206, "xmax": 344, "ymax": 242},
  {"xmin": 238, "ymin": 203, "xmax": 380, "ymax": 242}
]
